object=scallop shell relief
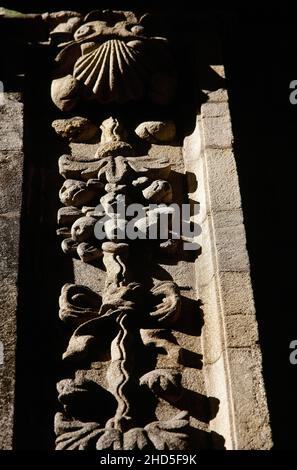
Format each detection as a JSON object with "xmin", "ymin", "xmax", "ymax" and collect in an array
[{"xmin": 51, "ymin": 10, "xmax": 177, "ymax": 110}]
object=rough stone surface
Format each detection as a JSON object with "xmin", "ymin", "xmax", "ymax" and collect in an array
[
  {"xmin": 202, "ymin": 88, "xmax": 228, "ymax": 103},
  {"xmin": 214, "ymin": 224, "xmax": 250, "ymax": 272},
  {"xmin": 0, "ymin": 93, "xmax": 23, "ymax": 450},
  {"xmin": 135, "ymin": 121, "xmax": 176, "ymax": 143},
  {"xmin": 227, "ymin": 347, "xmax": 272, "ymax": 449},
  {"xmin": 54, "ymin": 113, "xmax": 204, "ymax": 450},
  {"xmin": 0, "ymin": 14, "xmax": 273, "ymax": 452},
  {"xmin": 201, "ymin": 115, "xmax": 233, "ymax": 149},
  {"xmin": 50, "ymin": 11, "xmax": 177, "ymax": 110},
  {"xmin": 184, "ymin": 82, "xmax": 272, "ymax": 449},
  {"xmin": 219, "ymin": 272, "xmax": 256, "ymax": 316},
  {"xmin": 0, "ymin": 95, "xmax": 23, "ymax": 150},
  {"xmin": 225, "ymin": 315, "xmax": 258, "ymax": 347},
  {"xmin": 201, "ymin": 101, "xmax": 229, "ymax": 118},
  {"xmin": 52, "ymin": 117, "xmax": 99, "ymax": 143},
  {"xmin": 203, "ymin": 149, "xmax": 242, "ymax": 211}
]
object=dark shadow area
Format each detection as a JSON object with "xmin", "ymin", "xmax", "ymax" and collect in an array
[
  {"xmin": 175, "ymin": 391, "xmax": 220, "ymax": 423},
  {"xmin": 57, "ymin": 379, "xmax": 117, "ymax": 425},
  {"xmin": 13, "ymin": 44, "xmax": 75, "ymax": 450},
  {"xmin": 190, "ymin": 428, "xmax": 226, "ymax": 450},
  {"xmin": 221, "ymin": 8, "xmax": 297, "ymax": 449},
  {"xmin": 175, "ymin": 297, "xmax": 204, "ymax": 336},
  {"xmin": 178, "ymin": 350, "xmax": 203, "ymax": 369}
]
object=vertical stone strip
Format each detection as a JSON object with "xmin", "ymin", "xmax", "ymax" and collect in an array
[
  {"xmin": 184, "ymin": 64, "xmax": 273, "ymax": 449},
  {"xmin": 0, "ymin": 92, "xmax": 24, "ymax": 449}
]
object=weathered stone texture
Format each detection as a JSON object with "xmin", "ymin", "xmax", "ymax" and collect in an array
[
  {"xmin": 184, "ymin": 83, "xmax": 273, "ymax": 449},
  {"xmin": 0, "ymin": 11, "xmax": 273, "ymax": 451},
  {"xmin": 0, "ymin": 93, "xmax": 23, "ymax": 450}
]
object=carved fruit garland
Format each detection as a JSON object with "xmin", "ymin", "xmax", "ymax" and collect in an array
[{"xmin": 55, "ymin": 118, "xmax": 189, "ymax": 449}]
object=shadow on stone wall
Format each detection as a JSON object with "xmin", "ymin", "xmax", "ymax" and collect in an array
[{"xmin": 223, "ymin": 9, "xmax": 297, "ymax": 449}]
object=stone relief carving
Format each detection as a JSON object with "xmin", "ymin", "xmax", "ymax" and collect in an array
[
  {"xmin": 55, "ymin": 409, "xmax": 189, "ymax": 450},
  {"xmin": 56, "ymin": 241, "xmax": 190, "ymax": 450},
  {"xmin": 51, "ymin": 10, "xmax": 177, "ymax": 111},
  {"xmin": 1, "ymin": 5, "xmax": 270, "ymax": 453},
  {"xmin": 57, "ymin": 117, "xmax": 177, "ymax": 262},
  {"xmin": 52, "ymin": 116, "xmax": 100, "ymax": 143},
  {"xmin": 55, "ymin": 113, "xmax": 196, "ymax": 449},
  {"xmin": 135, "ymin": 121, "xmax": 176, "ymax": 144},
  {"xmin": 51, "ymin": 9, "xmax": 205, "ymax": 451}
]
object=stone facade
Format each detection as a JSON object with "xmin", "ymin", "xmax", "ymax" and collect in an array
[
  {"xmin": 0, "ymin": 93, "xmax": 24, "ymax": 449},
  {"xmin": 184, "ymin": 75, "xmax": 272, "ymax": 449},
  {"xmin": 0, "ymin": 7, "xmax": 272, "ymax": 450}
]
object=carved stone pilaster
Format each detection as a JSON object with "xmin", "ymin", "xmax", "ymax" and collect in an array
[{"xmin": 50, "ymin": 9, "xmax": 196, "ymax": 450}]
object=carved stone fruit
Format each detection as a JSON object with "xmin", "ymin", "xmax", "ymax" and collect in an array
[
  {"xmin": 135, "ymin": 121, "xmax": 176, "ymax": 143},
  {"xmin": 59, "ymin": 180, "xmax": 97, "ymax": 207},
  {"xmin": 52, "ymin": 117, "xmax": 99, "ymax": 142},
  {"xmin": 142, "ymin": 180, "xmax": 173, "ymax": 203},
  {"xmin": 140, "ymin": 369, "xmax": 183, "ymax": 403},
  {"xmin": 71, "ymin": 216, "xmax": 98, "ymax": 243},
  {"xmin": 51, "ymin": 75, "xmax": 81, "ymax": 112}
]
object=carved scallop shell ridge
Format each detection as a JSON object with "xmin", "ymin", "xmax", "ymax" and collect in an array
[{"xmin": 73, "ymin": 39, "xmax": 148, "ymax": 103}]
